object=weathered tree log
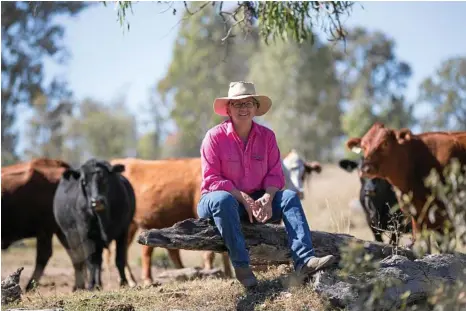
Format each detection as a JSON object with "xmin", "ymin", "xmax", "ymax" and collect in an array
[
  {"xmin": 137, "ymin": 218, "xmax": 416, "ymax": 265},
  {"xmin": 312, "ymin": 254, "xmax": 466, "ymax": 310},
  {"xmin": 1, "ymin": 267, "xmax": 23, "ymax": 305}
]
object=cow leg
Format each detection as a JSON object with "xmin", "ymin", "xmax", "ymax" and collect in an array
[
  {"xmin": 87, "ymin": 245, "xmax": 103, "ymax": 291},
  {"xmin": 55, "ymin": 230, "xmax": 87, "ymax": 291},
  {"xmin": 221, "ymin": 252, "xmax": 232, "ymax": 278},
  {"xmin": 124, "ymin": 220, "xmax": 138, "ymax": 287},
  {"xmin": 372, "ymin": 229, "xmax": 384, "ymax": 243},
  {"xmin": 141, "ymin": 245, "xmax": 154, "ymax": 286},
  {"xmin": 389, "ymin": 231, "xmax": 400, "ymax": 246},
  {"xmin": 405, "ymin": 217, "xmax": 418, "ymax": 249},
  {"xmin": 102, "ymin": 245, "xmax": 113, "ymax": 285},
  {"xmin": 167, "ymin": 249, "xmax": 184, "ymax": 269},
  {"xmin": 25, "ymin": 233, "xmax": 53, "ymax": 291},
  {"xmin": 202, "ymin": 251, "xmax": 215, "ymax": 270},
  {"xmin": 115, "ymin": 231, "xmax": 129, "ymax": 288}
]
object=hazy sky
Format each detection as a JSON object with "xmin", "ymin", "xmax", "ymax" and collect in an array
[{"xmin": 15, "ymin": 1, "xmax": 466, "ymax": 154}]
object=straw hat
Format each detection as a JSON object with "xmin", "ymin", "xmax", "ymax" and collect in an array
[{"xmin": 213, "ymin": 81, "xmax": 272, "ymax": 117}]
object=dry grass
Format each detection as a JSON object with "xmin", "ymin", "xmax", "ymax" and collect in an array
[
  {"xmin": 4, "ymin": 265, "xmax": 329, "ymax": 311},
  {"xmin": 1, "ymin": 163, "xmax": 403, "ymax": 310}
]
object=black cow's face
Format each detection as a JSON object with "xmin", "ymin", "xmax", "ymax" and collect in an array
[
  {"xmin": 338, "ymin": 158, "xmax": 392, "ymax": 198},
  {"xmin": 63, "ymin": 160, "xmax": 125, "ymax": 214}
]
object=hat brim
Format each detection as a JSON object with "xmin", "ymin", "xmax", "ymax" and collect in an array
[{"xmin": 213, "ymin": 95, "xmax": 272, "ymax": 117}]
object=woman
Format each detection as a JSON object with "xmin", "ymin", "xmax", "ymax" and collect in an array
[{"xmin": 197, "ymin": 81, "xmax": 335, "ymax": 288}]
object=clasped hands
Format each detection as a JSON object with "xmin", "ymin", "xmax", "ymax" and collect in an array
[{"xmin": 241, "ymin": 193, "xmax": 273, "ymax": 224}]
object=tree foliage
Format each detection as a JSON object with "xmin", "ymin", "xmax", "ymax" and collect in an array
[
  {"xmin": 109, "ymin": 1, "xmax": 355, "ymax": 44},
  {"xmin": 418, "ymin": 56, "xmax": 466, "ymax": 131},
  {"xmin": 1, "ymin": 1, "xmax": 91, "ymax": 165},
  {"xmin": 62, "ymin": 98, "xmax": 138, "ymax": 165},
  {"xmin": 23, "ymin": 94, "xmax": 73, "ymax": 160}
]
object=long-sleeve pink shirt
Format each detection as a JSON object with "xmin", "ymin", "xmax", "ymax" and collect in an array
[{"xmin": 200, "ymin": 119, "xmax": 285, "ymax": 195}]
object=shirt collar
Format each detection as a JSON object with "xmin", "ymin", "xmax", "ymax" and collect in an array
[{"xmin": 226, "ymin": 119, "xmax": 260, "ymax": 137}]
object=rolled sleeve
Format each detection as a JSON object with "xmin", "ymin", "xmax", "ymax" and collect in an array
[
  {"xmin": 262, "ymin": 131, "xmax": 285, "ymax": 190},
  {"xmin": 200, "ymin": 131, "xmax": 235, "ymax": 193}
]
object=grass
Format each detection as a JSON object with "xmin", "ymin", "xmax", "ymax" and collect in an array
[
  {"xmin": 0, "ymin": 163, "xmax": 415, "ymax": 310},
  {"xmin": 5, "ymin": 266, "xmax": 328, "ymax": 311}
]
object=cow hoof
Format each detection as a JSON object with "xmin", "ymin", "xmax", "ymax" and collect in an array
[
  {"xmin": 72, "ymin": 286, "xmax": 85, "ymax": 292},
  {"xmin": 128, "ymin": 280, "xmax": 137, "ymax": 288},
  {"xmin": 142, "ymin": 279, "xmax": 155, "ymax": 288}
]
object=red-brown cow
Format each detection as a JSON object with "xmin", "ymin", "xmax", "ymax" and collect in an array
[
  {"xmin": 346, "ymin": 122, "xmax": 466, "ymax": 245},
  {"xmin": 105, "ymin": 157, "xmax": 232, "ymax": 286},
  {"xmin": 1, "ymin": 158, "xmax": 70, "ymax": 291}
]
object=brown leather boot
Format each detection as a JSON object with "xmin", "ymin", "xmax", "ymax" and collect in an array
[
  {"xmin": 297, "ymin": 254, "xmax": 336, "ymax": 278},
  {"xmin": 234, "ymin": 266, "xmax": 258, "ymax": 288}
]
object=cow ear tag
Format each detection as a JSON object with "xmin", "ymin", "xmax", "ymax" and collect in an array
[{"xmin": 351, "ymin": 147, "xmax": 362, "ymax": 154}]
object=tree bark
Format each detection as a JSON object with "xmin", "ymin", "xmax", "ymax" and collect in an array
[
  {"xmin": 137, "ymin": 218, "xmax": 416, "ymax": 265},
  {"xmin": 1, "ymin": 267, "xmax": 23, "ymax": 305}
]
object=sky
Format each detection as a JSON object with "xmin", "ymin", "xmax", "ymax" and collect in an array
[{"xmin": 14, "ymin": 1, "xmax": 466, "ymax": 155}]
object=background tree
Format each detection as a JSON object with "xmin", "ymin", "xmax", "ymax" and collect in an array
[
  {"xmin": 136, "ymin": 91, "xmax": 167, "ymax": 160},
  {"xmin": 23, "ymin": 91, "xmax": 73, "ymax": 160},
  {"xmin": 157, "ymin": 3, "xmax": 258, "ymax": 157},
  {"xmin": 1, "ymin": 1, "xmax": 92, "ymax": 165},
  {"xmin": 248, "ymin": 35, "xmax": 343, "ymax": 161},
  {"xmin": 62, "ymin": 97, "xmax": 138, "ymax": 165},
  {"xmin": 337, "ymin": 27, "xmax": 415, "ymax": 154},
  {"xmin": 418, "ymin": 56, "xmax": 466, "ymax": 131}
]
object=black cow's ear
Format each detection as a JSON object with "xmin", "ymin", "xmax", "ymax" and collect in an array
[
  {"xmin": 111, "ymin": 164, "xmax": 125, "ymax": 173},
  {"xmin": 63, "ymin": 169, "xmax": 80, "ymax": 180},
  {"xmin": 339, "ymin": 159, "xmax": 358, "ymax": 173}
]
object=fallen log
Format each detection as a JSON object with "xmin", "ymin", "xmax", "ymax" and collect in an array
[{"xmin": 137, "ymin": 218, "xmax": 416, "ymax": 265}]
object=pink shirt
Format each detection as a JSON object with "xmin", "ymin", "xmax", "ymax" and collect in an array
[{"xmin": 200, "ymin": 119, "xmax": 285, "ymax": 195}]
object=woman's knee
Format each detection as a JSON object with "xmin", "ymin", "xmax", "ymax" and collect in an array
[
  {"xmin": 281, "ymin": 189, "xmax": 301, "ymax": 207},
  {"xmin": 201, "ymin": 190, "xmax": 238, "ymax": 215}
]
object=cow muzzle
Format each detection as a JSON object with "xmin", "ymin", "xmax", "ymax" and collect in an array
[
  {"xmin": 297, "ymin": 191, "xmax": 304, "ymax": 200},
  {"xmin": 91, "ymin": 198, "xmax": 106, "ymax": 212},
  {"xmin": 360, "ymin": 163, "xmax": 376, "ymax": 176}
]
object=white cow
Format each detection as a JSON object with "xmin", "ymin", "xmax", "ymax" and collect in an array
[{"xmin": 281, "ymin": 149, "xmax": 322, "ymax": 200}]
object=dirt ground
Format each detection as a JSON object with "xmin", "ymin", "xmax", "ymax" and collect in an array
[{"xmin": 1, "ymin": 163, "xmax": 403, "ymax": 296}]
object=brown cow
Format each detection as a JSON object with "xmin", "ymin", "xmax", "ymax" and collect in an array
[
  {"xmin": 105, "ymin": 157, "xmax": 232, "ymax": 286},
  {"xmin": 346, "ymin": 122, "xmax": 466, "ymax": 245},
  {"xmin": 1, "ymin": 158, "xmax": 70, "ymax": 291}
]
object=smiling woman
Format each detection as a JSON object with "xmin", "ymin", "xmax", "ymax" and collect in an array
[{"xmin": 196, "ymin": 81, "xmax": 336, "ymax": 289}]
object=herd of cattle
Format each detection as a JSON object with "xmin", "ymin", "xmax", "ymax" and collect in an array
[{"xmin": 2, "ymin": 122, "xmax": 466, "ymax": 292}]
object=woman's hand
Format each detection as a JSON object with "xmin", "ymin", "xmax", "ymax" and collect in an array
[
  {"xmin": 254, "ymin": 193, "xmax": 273, "ymax": 223},
  {"xmin": 241, "ymin": 192, "xmax": 259, "ymax": 223}
]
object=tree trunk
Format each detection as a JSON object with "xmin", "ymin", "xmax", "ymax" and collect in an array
[{"xmin": 137, "ymin": 218, "xmax": 416, "ymax": 265}]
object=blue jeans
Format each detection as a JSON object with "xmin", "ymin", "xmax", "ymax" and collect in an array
[{"xmin": 197, "ymin": 189, "xmax": 315, "ymax": 270}]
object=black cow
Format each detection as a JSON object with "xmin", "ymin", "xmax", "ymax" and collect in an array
[
  {"xmin": 53, "ymin": 159, "xmax": 135, "ymax": 291},
  {"xmin": 338, "ymin": 158, "xmax": 411, "ymax": 245}
]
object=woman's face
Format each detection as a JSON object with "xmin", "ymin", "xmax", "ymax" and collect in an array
[{"xmin": 227, "ymin": 98, "xmax": 258, "ymax": 123}]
